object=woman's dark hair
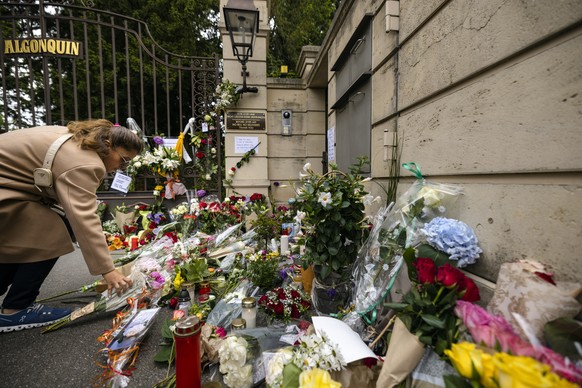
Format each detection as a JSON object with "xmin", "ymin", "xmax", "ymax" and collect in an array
[{"xmin": 67, "ymin": 119, "xmax": 144, "ymax": 159}]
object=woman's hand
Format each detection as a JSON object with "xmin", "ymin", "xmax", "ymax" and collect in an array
[{"xmin": 102, "ymin": 269, "xmax": 133, "ymax": 297}]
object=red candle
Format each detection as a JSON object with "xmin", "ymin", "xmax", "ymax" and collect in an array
[
  {"xmin": 198, "ymin": 281, "xmax": 210, "ymax": 303},
  {"xmin": 130, "ymin": 236, "xmax": 139, "ymax": 251},
  {"xmin": 174, "ymin": 316, "xmax": 202, "ymax": 388}
]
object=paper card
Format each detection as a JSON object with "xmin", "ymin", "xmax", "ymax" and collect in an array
[
  {"xmin": 109, "ymin": 307, "xmax": 161, "ymax": 351},
  {"xmin": 110, "ymin": 171, "xmax": 132, "ymax": 193},
  {"xmin": 312, "ymin": 316, "xmax": 377, "ymax": 364},
  {"xmin": 162, "ymin": 137, "xmax": 178, "ymax": 148},
  {"xmin": 327, "ymin": 126, "xmax": 335, "ymax": 162},
  {"xmin": 234, "ymin": 136, "xmax": 260, "ymax": 154}
]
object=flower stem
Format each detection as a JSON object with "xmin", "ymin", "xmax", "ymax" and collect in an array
[{"xmin": 432, "ymin": 285, "xmax": 444, "ymax": 304}]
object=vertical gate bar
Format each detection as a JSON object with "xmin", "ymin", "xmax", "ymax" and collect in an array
[
  {"xmin": 69, "ymin": 9, "xmax": 79, "ymax": 121},
  {"xmin": 111, "ymin": 16, "xmax": 118, "ymax": 123},
  {"xmin": 138, "ymin": 24, "xmax": 145, "ymax": 133},
  {"xmin": 39, "ymin": 0, "xmax": 52, "ymax": 125},
  {"xmin": 190, "ymin": 61, "xmax": 195, "ymax": 118},
  {"xmin": 10, "ymin": 14, "xmax": 22, "ymax": 128},
  {"xmin": 0, "ymin": 24, "xmax": 7, "ymax": 131},
  {"xmin": 125, "ymin": 20, "xmax": 131, "ymax": 120},
  {"xmin": 83, "ymin": 11, "xmax": 91, "ymax": 118},
  {"xmin": 56, "ymin": 18, "xmax": 65, "ymax": 125},
  {"xmin": 24, "ymin": 8, "xmax": 34, "ymax": 127},
  {"xmin": 152, "ymin": 45, "xmax": 158, "ymax": 134},
  {"xmin": 191, "ymin": 66, "xmax": 197, "ymax": 190},
  {"xmin": 40, "ymin": 0, "xmax": 52, "ymax": 124},
  {"xmin": 214, "ymin": 53, "xmax": 223, "ymax": 199},
  {"xmin": 97, "ymin": 15, "xmax": 105, "ymax": 118},
  {"xmin": 178, "ymin": 59, "xmax": 183, "ymax": 132},
  {"xmin": 165, "ymin": 54, "xmax": 170, "ymax": 137}
]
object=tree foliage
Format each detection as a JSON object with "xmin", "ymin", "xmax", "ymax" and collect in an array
[
  {"xmin": 88, "ymin": 0, "xmax": 220, "ymax": 56},
  {"xmin": 268, "ymin": 0, "xmax": 339, "ymax": 76}
]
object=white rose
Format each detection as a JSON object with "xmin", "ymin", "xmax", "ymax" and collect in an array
[{"xmin": 417, "ymin": 187, "xmax": 441, "ymax": 207}]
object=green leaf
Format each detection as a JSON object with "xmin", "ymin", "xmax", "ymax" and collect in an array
[
  {"xmin": 282, "ymin": 363, "xmax": 302, "ymax": 388},
  {"xmin": 417, "ymin": 244, "xmax": 451, "ymax": 267},
  {"xmin": 421, "ymin": 314, "xmax": 446, "ymax": 329},
  {"xmin": 153, "ymin": 345, "xmax": 173, "ymax": 363},
  {"xmin": 443, "ymin": 375, "xmax": 473, "ymax": 388},
  {"xmin": 403, "ymin": 246, "xmax": 417, "ymax": 282},
  {"xmin": 161, "ymin": 319, "xmax": 175, "ymax": 339},
  {"xmin": 383, "ymin": 302, "xmax": 408, "ymax": 310},
  {"xmin": 543, "ymin": 317, "xmax": 582, "ymax": 361},
  {"xmin": 320, "ymin": 265, "xmax": 331, "ymax": 280}
]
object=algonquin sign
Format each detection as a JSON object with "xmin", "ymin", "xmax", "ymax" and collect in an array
[{"xmin": 2, "ymin": 38, "xmax": 83, "ymax": 57}]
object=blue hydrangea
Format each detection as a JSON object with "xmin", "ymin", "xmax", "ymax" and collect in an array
[{"xmin": 421, "ymin": 217, "xmax": 482, "ymax": 268}]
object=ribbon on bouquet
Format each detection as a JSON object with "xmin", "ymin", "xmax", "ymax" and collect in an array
[
  {"xmin": 164, "ymin": 174, "xmax": 187, "ymax": 199},
  {"xmin": 402, "ymin": 162, "xmax": 424, "ymax": 180}
]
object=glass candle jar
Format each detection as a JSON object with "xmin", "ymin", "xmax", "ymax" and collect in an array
[
  {"xmin": 198, "ymin": 281, "xmax": 211, "ymax": 303},
  {"xmin": 231, "ymin": 318, "xmax": 246, "ymax": 331},
  {"xmin": 241, "ymin": 297, "xmax": 257, "ymax": 329}
]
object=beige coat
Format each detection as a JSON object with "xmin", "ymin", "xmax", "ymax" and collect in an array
[{"xmin": 0, "ymin": 125, "xmax": 115, "ymax": 275}]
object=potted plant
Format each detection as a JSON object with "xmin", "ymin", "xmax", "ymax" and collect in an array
[{"xmin": 294, "ymin": 158, "xmax": 370, "ymax": 315}]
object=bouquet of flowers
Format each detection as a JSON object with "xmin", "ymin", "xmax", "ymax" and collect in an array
[
  {"xmin": 244, "ymin": 250, "xmax": 285, "ymax": 290},
  {"xmin": 375, "ymin": 249, "xmax": 480, "ymax": 387},
  {"xmin": 454, "ymin": 300, "xmax": 582, "ymax": 384},
  {"xmin": 219, "ymin": 334, "xmax": 260, "ymax": 388},
  {"xmin": 265, "ymin": 332, "xmax": 345, "ymax": 388},
  {"xmin": 445, "ymin": 342, "xmax": 579, "ymax": 387},
  {"xmin": 384, "ymin": 251, "xmax": 481, "ymax": 355},
  {"xmin": 349, "ymin": 165, "xmax": 464, "ymax": 325},
  {"xmin": 258, "ymin": 286, "xmax": 311, "ymax": 324},
  {"xmin": 294, "ymin": 160, "xmax": 370, "ymax": 283},
  {"xmin": 42, "ymin": 268, "xmax": 149, "ymax": 333}
]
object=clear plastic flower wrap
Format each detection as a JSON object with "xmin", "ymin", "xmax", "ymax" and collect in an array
[
  {"xmin": 206, "ymin": 279, "xmax": 253, "ymax": 329},
  {"xmin": 349, "ymin": 168, "xmax": 464, "ymax": 326}
]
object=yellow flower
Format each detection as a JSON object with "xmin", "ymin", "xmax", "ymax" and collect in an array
[
  {"xmin": 107, "ymin": 236, "xmax": 125, "ymax": 251},
  {"xmin": 299, "ymin": 368, "xmax": 341, "ymax": 388},
  {"xmin": 173, "ymin": 271, "xmax": 184, "ymax": 291},
  {"xmin": 445, "ymin": 342, "xmax": 496, "ymax": 386},
  {"xmin": 445, "ymin": 342, "xmax": 478, "ymax": 379},
  {"xmin": 492, "ymin": 353, "xmax": 577, "ymax": 388}
]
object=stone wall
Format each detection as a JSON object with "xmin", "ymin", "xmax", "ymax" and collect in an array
[
  {"xmin": 326, "ymin": 0, "xmax": 582, "ymax": 291},
  {"xmin": 221, "ymin": 0, "xmax": 582, "ymax": 295}
]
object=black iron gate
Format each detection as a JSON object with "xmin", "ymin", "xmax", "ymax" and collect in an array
[{"xmin": 1, "ymin": 0, "xmax": 223, "ymax": 196}]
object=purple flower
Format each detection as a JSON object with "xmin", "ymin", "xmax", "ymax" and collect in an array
[
  {"xmin": 273, "ymin": 181, "xmax": 280, "ymax": 187},
  {"xmin": 326, "ymin": 288, "xmax": 338, "ymax": 299},
  {"xmin": 280, "ymin": 269, "xmax": 289, "ymax": 280},
  {"xmin": 153, "ymin": 136, "xmax": 164, "ymax": 145},
  {"xmin": 197, "ymin": 189, "xmax": 207, "ymax": 198}
]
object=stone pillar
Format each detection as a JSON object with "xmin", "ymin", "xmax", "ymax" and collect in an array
[{"xmin": 220, "ymin": 0, "xmax": 270, "ymax": 199}]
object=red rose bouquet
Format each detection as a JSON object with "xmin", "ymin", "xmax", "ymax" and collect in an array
[
  {"xmin": 384, "ymin": 247, "xmax": 480, "ymax": 356},
  {"xmin": 258, "ymin": 286, "xmax": 311, "ymax": 323}
]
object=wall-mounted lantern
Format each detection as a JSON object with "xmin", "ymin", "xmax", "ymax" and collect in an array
[{"xmin": 223, "ymin": 0, "xmax": 259, "ymax": 94}]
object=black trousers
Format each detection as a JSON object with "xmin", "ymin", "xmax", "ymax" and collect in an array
[{"xmin": 0, "ymin": 258, "xmax": 59, "ymax": 310}]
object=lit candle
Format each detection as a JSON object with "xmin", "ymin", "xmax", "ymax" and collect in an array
[
  {"xmin": 280, "ymin": 235, "xmax": 289, "ymax": 255},
  {"xmin": 241, "ymin": 297, "xmax": 257, "ymax": 328},
  {"xmin": 130, "ymin": 236, "xmax": 139, "ymax": 251}
]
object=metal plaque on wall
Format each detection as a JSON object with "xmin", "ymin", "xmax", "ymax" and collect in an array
[{"xmin": 226, "ymin": 111, "xmax": 266, "ymax": 131}]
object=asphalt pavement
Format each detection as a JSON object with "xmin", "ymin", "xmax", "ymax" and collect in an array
[{"xmin": 0, "ymin": 248, "xmax": 174, "ymax": 388}]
